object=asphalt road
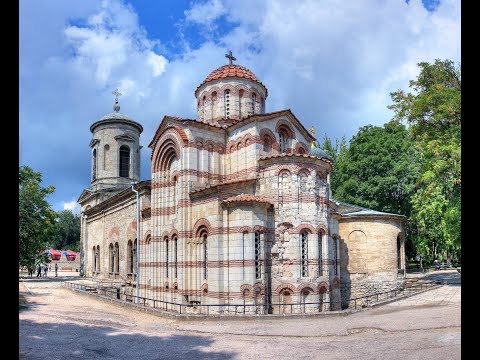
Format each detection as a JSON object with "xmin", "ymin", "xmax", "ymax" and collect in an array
[{"xmin": 19, "ymin": 270, "xmax": 461, "ymax": 360}]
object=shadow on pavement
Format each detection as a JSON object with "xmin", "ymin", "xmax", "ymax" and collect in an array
[{"xmin": 19, "ymin": 318, "xmax": 235, "ymax": 360}]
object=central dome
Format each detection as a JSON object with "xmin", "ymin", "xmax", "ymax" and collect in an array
[{"xmin": 195, "ymin": 64, "xmax": 267, "ymax": 97}]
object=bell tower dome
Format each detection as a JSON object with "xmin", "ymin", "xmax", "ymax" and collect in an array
[{"xmin": 195, "ymin": 51, "xmax": 268, "ymax": 126}]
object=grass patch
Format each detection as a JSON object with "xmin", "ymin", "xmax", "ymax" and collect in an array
[{"xmin": 19, "ymin": 294, "xmax": 28, "ymax": 310}]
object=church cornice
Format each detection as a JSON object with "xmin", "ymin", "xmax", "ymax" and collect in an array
[
  {"xmin": 114, "ymin": 134, "xmax": 135, "ymax": 142},
  {"xmin": 226, "ymin": 109, "xmax": 316, "ymax": 143},
  {"xmin": 89, "ymin": 138, "xmax": 100, "ymax": 148},
  {"xmin": 259, "ymin": 153, "xmax": 334, "ymax": 169}
]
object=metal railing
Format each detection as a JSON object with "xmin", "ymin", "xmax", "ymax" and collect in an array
[{"xmin": 63, "ymin": 279, "xmax": 441, "ymax": 316}]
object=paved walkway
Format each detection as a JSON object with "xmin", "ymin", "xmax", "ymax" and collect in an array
[{"xmin": 19, "ymin": 270, "xmax": 461, "ymax": 360}]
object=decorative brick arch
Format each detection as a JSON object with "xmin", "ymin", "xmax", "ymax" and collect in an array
[
  {"xmin": 275, "ymin": 119, "xmax": 296, "ymax": 139},
  {"xmin": 164, "ymin": 281, "xmax": 169, "ymax": 290},
  {"xmin": 193, "ymin": 218, "xmax": 212, "ymax": 237},
  {"xmin": 244, "ymin": 133, "xmax": 254, "ymax": 146},
  {"xmin": 292, "ymin": 224, "xmax": 317, "ymax": 234},
  {"xmin": 194, "ymin": 137, "xmax": 205, "ymax": 149},
  {"xmin": 234, "ymin": 83, "xmax": 249, "ymax": 94},
  {"xmin": 201, "ymin": 282, "xmax": 208, "ymax": 294},
  {"xmin": 240, "ymin": 284, "xmax": 254, "ymax": 298},
  {"xmin": 252, "ymin": 225, "xmax": 268, "ymax": 234},
  {"xmin": 253, "ymin": 282, "xmax": 265, "ymax": 295},
  {"xmin": 297, "ymin": 282, "xmax": 319, "ymax": 295},
  {"xmin": 239, "ymin": 226, "xmax": 252, "ymax": 233},
  {"xmin": 294, "ymin": 142, "xmax": 309, "ymax": 154},
  {"xmin": 318, "ymin": 281, "xmax": 329, "ymax": 293},
  {"xmin": 161, "ymin": 231, "xmax": 170, "ymax": 240},
  {"xmin": 275, "ymin": 165, "xmax": 293, "ymax": 176},
  {"xmin": 152, "ymin": 133, "xmax": 181, "ymax": 172},
  {"xmin": 297, "ymin": 167, "xmax": 311, "ymax": 176},
  {"xmin": 169, "ymin": 229, "xmax": 179, "ymax": 239},
  {"xmin": 204, "ymin": 140, "xmax": 214, "ymax": 151},
  {"xmin": 143, "ymin": 231, "xmax": 152, "ymax": 245},
  {"xmin": 214, "ymin": 144, "xmax": 225, "ymax": 154},
  {"xmin": 316, "ymin": 225, "xmax": 329, "ymax": 235},
  {"xmin": 274, "ymin": 283, "xmax": 296, "ymax": 295},
  {"xmin": 172, "ymin": 282, "xmax": 179, "ymax": 292}
]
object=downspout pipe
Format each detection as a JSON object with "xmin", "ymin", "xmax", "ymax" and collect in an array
[
  {"xmin": 131, "ymin": 182, "xmax": 140, "ymax": 304},
  {"xmin": 81, "ymin": 214, "xmax": 88, "ymax": 277}
]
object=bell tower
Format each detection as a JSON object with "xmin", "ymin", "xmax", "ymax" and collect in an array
[{"xmin": 88, "ymin": 89, "xmax": 143, "ymax": 192}]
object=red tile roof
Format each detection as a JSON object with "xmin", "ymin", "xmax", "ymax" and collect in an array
[
  {"xmin": 259, "ymin": 153, "xmax": 334, "ymax": 165},
  {"xmin": 223, "ymin": 194, "xmax": 273, "ymax": 205},
  {"xmin": 195, "ymin": 64, "xmax": 268, "ymax": 97}
]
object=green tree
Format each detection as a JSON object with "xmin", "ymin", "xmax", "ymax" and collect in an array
[
  {"xmin": 19, "ymin": 166, "xmax": 57, "ymax": 268},
  {"xmin": 323, "ymin": 123, "xmax": 421, "ymax": 259},
  {"xmin": 52, "ymin": 210, "xmax": 81, "ymax": 252},
  {"xmin": 389, "ymin": 59, "xmax": 461, "ymax": 264}
]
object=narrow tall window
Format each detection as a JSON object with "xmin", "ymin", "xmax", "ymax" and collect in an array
[
  {"xmin": 239, "ymin": 89, "xmax": 244, "ymax": 118},
  {"xmin": 96, "ymin": 245, "xmax": 100, "ymax": 272},
  {"xmin": 119, "ymin": 145, "xmax": 130, "ymax": 177},
  {"xmin": 128, "ymin": 240, "xmax": 134, "ymax": 273},
  {"xmin": 255, "ymin": 231, "xmax": 261, "ymax": 279},
  {"xmin": 133, "ymin": 239, "xmax": 137, "ymax": 274},
  {"xmin": 109, "ymin": 243, "xmax": 114, "ymax": 273},
  {"xmin": 251, "ymin": 93, "xmax": 256, "ymax": 114},
  {"xmin": 242, "ymin": 231, "xmax": 248, "ymax": 280},
  {"xmin": 263, "ymin": 136, "xmax": 272, "ymax": 153},
  {"xmin": 333, "ymin": 239, "xmax": 338, "ymax": 275},
  {"xmin": 165, "ymin": 238, "xmax": 169, "ymax": 278},
  {"xmin": 103, "ymin": 144, "xmax": 109, "ymax": 170},
  {"xmin": 301, "ymin": 231, "xmax": 308, "ymax": 277},
  {"xmin": 203, "ymin": 233, "xmax": 208, "ymax": 279},
  {"xmin": 114, "ymin": 243, "xmax": 119, "ymax": 273},
  {"xmin": 173, "ymin": 236, "xmax": 178, "ymax": 278},
  {"xmin": 93, "ymin": 246, "xmax": 97, "ymax": 272},
  {"xmin": 173, "ymin": 176, "xmax": 177, "ymax": 214},
  {"xmin": 318, "ymin": 233, "xmax": 323, "ymax": 276},
  {"xmin": 224, "ymin": 89, "xmax": 230, "ymax": 118},
  {"xmin": 203, "ymin": 96, "xmax": 207, "ymax": 120},
  {"xmin": 279, "ymin": 131, "xmax": 289, "ymax": 153},
  {"xmin": 211, "ymin": 92, "xmax": 217, "ymax": 119},
  {"xmin": 92, "ymin": 149, "xmax": 97, "ymax": 180}
]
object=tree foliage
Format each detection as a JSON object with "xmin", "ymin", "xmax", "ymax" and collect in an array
[
  {"xmin": 52, "ymin": 210, "xmax": 81, "ymax": 252},
  {"xmin": 388, "ymin": 59, "xmax": 461, "ymax": 262},
  {"xmin": 19, "ymin": 166, "xmax": 57, "ymax": 268}
]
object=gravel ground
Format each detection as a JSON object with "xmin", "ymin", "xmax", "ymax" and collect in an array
[{"xmin": 19, "ymin": 270, "xmax": 461, "ymax": 360}]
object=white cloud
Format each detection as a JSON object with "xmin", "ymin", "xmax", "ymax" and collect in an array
[
  {"xmin": 19, "ymin": 0, "xmax": 460, "ymax": 212},
  {"xmin": 184, "ymin": 0, "xmax": 226, "ymax": 25},
  {"xmin": 63, "ymin": 201, "xmax": 81, "ymax": 215}
]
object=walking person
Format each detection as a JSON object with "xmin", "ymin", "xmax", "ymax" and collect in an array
[
  {"xmin": 36, "ymin": 265, "xmax": 42, "ymax": 277},
  {"xmin": 55, "ymin": 263, "xmax": 58, "ymax": 277},
  {"xmin": 43, "ymin": 265, "xmax": 48, "ymax": 277}
]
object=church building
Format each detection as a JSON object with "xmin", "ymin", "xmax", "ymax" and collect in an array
[{"xmin": 78, "ymin": 53, "xmax": 406, "ymax": 314}]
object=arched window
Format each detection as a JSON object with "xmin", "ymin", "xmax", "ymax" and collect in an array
[
  {"xmin": 165, "ymin": 237, "xmax": 169, "ymax": 278},
  {"xmin": 203, "ymin": 96, "xmax": 207, "ymax": 120},
  {"xmin": 318, "ymin": 232, "xmax": 324, "ymax": 276},
  {"xmin": 263, "ymin": 135, "xmax": 272, "ymax": 153},
  {"xmin": 173, "ymin": 176, "xmax": 177, "ymax": 214},
  {"xmin": 278, "ymin": 130, "xmax": 290, "ymax": 153},
  {"xmin": 211, "ymin": 91, "xmax": 217, "ymax": 119},
  {"xmin": 301, "ymin": 231, "xmax": 309, "ymax": 277},
  {"xmin": 173, "ymin": 235, "xmax": 178, "ymax": 278},
  {"xmin": 109, "ymin": 243, "xmax": 114, "ymax": 273},
  {"xmin": 96, "ymin": 245, "xmax": 100, "ymax": 272},
  {"xmin": 239, "ymin": 89, "xmax": 244, "ymax": 118},
  {"xmin": 103, "ymin": 144, "xmax": 109, "ymax": 170},
  {"xmin": 128, "ymin": 240, "xmax": 134, "ymax": 273},
  {"xmin": 242, "ymin": 231, "xmax": 248, "ymax": 280},
  {"xmin": 251, "ymin": 93, "xmax": 256, "ymax": 114},
  {"xmin": 93, "ymin": 246, "xmax": 97, "ymax": 273},
  {"xmin": 298, "ymin": 147, "xmax": 306, "ymax": 155},
  {"xmin": 119, "ymin": 145, "xmax": 130, "ymax": 177},
  {"xmin": 255, "ymin": 231, "xmax": 261, "ymax": 279},
  {"xmin": 114, "ymin": 242, "xmax": 119, "ymax": 273},
  {"xmin": 224, "ymin": 89, "xmax": 230, "ymax": 118},
  {"xmin": 92, "ymin": 149, "xmax": 97, "ymax": 181},
  {"xmin": 198, "ymin": 229, "xmax": 208, "ymax": 280}
]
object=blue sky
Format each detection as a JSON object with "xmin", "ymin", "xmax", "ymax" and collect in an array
[{"xmin": 19, "ymin": 0, "xmax": 460, "ymax": 214}]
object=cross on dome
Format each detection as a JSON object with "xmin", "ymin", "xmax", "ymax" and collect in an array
[{"xmin": 225, "ymin": 50, "xmax": 236, "ymax": 65}]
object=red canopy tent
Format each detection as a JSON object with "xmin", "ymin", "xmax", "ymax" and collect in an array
[
  {"xmin": 47, "ymin": 248, "xmax": 62, "ymax": 260},
  {"xmin": 63, "ymin": 250, "xmax": 78, "ymax": 261}
]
